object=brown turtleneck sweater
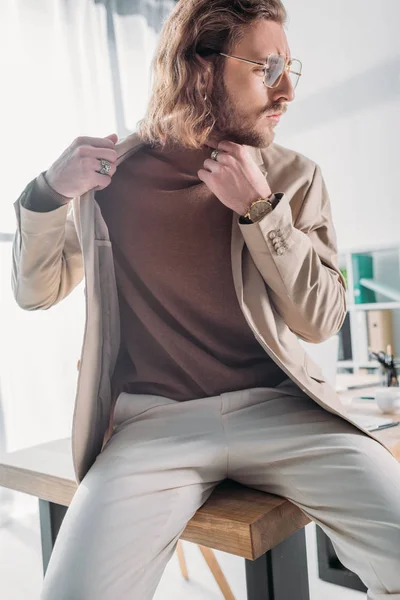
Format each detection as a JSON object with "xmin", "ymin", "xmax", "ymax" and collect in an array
[{"xmin": 24, "ymin": 142, "xmax": 287, "ymax": 402}]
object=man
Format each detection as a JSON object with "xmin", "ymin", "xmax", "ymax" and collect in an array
[{"xmin": 12, "ymin": 0, "xmax": 400, "ymax": 598}]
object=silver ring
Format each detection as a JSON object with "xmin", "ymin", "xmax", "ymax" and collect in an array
[
  {"xmin": 99, "ymin": 159, "xmax": 111, "ymax": 175},
  {"xmin": 211, "ymin": 149, "xmax": 219, "ymax": 161}
]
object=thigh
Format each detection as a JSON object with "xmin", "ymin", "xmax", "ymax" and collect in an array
[
  {"xmin": 226, "ymin": 385, "xmax": 400, "ymax": 547},
  {"xmin": 41, "ymin": 398, "xmax": 227, "ymax": 600}
]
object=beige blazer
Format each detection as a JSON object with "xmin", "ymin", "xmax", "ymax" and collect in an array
[{"xmin": 11, "ymin": 132, "xmax": 392, "ymax": 483}]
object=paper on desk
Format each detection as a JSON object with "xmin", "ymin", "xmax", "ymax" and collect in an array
[{"xmin": 347, "ymin": 413, "xmax": 399, "ymax": 431}]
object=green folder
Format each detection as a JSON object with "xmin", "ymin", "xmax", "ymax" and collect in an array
[{"xmin": 351, "ymin": 254, "xmax": 377, "ymax": 304}]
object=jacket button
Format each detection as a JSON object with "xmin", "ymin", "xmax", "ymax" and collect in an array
[
  {"xmin": 268, "ymin": 230, "xmax": 277, "ymax": 239},
  {"xmin": 276, "ymin": 247, "xmax": 285, "ymax": 256},
  {"xmin": 77, "ymin": 359, "xmax": 81, "ymax": 371}
]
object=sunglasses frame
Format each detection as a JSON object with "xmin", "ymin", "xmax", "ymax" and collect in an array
[{"xmin": 218, "ymin": 52, "xmax": 302, "ymax": 89}]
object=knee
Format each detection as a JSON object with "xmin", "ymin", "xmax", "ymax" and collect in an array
[{"xmin": 349, "ymin": 436, "xmax": 400, "ymax": 525}]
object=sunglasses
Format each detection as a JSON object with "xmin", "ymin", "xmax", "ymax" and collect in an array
[{"xmin": 218, "ymin": 52, "xmax": 302, "ymax": 90}]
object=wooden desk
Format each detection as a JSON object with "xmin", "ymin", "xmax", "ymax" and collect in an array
[
  {"xmin": 336, "ymin": 372, "xmax": 382, "ymax": 392},
  {"xmin": 338, "ymin": 379, "xmax": 400, "ymax": 461}
]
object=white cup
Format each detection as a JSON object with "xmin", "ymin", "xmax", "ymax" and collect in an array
[{"xmin": 375, "ymin": 387, "xmax": 400, "ymax": 414}]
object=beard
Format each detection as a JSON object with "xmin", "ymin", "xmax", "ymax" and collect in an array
[{"xmin": 208, "ymin": 75, "xmax": 284, "ymax": 148}]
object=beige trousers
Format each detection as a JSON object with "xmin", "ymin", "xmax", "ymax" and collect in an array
[{"xmin": 41, "ymin": 378, "xmax": 400, "ymax": 599}]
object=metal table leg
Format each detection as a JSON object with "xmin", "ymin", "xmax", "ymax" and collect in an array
[
  {"xmin": 38, "ymin": 499, "xmax": 68, "ymax": 576},
  {"xmin": 245, "ymin": 528, "xmax": 310, "ymax": 600}
]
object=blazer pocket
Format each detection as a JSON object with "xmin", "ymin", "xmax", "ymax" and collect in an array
[{"xmin": 304, "ymin": 353, "xmax": 326, "ymax": 383}]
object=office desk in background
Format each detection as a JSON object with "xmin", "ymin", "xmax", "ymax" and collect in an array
[{"xmin": 336, "ymin": 372, "xmax": 400, "ymax": 461}]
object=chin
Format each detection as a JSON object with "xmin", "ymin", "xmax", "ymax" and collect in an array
[
  {"xmin": 261, "ymin": 123, "xmax": 276, "ymax": 145},
  {"xmin": 249, "ymin": 129, "xmax": 275, "ymax": 149},
  {"xmin": 215, "ymin": 122, "xmax": 274, "ymax": 149}
]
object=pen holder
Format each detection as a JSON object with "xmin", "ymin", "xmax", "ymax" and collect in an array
[{"xmin": 375, "ymin": 387, "xmax": 400, "ymax": 414}]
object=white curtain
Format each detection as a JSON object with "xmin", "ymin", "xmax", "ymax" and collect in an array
[
  {"xmin": 1, "ymin": 0, "xmax": 114, "ymax": 234},
  {"xmin": 111, "ymin": 4, "xmax": 158, "ymax": 133},
  {"xmin": 0, "ymin": 0, "xmax": 161, "ymax": 232},
  {"xmin": 0, "ymin": 0, "xmax": 159, "ymax": 473}
]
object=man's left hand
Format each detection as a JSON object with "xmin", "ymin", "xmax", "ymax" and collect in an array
[{"xmin": 198, "ymin": 140, "xmax": 272, "ymax": 216}]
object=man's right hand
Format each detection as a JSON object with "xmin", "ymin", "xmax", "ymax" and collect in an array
[{"xmin": 45, "ymin": 133, "xmax": 119, "ymax": 200}]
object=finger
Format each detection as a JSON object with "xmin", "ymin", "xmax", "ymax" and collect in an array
[
  {"xmin": 203, "ymin": 158, "xmax": 222, "ymax": 173},
  {"xmin": 105, "ymin": 133, "xmax": 118, "ymax": 143},
  {"xmin": 210, "ymin": 152, "xmax": 235, "ymax": 167},
  {"xmin": 93, "ymin": 172, "xmax": 113, "ymax": 191},
  {"xmin": 216, "ymin": 140, "xmax": 244, "ymax": 155},
  {"xmin": 75, "ymin": 136, "xmax": 117, "ymax": 150},
  {"xmin": 198, "ymin": 168, "xmax": 212, "ymax": 183},
  {"xmin": 206, "ymin": 147, "xmax": 230, "ymax": 163},
  {"xmin": 87, "ymin": 147, "xmax": 118, "ymax": 163},
  {"xmin": 204, "ymin": 135, "xmax": 221, "ymax": 149},
  {"xmin": 95, "ymin": 158, "xmax": 117, "ymax": 177}
]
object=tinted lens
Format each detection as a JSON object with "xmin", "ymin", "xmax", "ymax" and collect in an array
[
  {"xmin": 264, "ymin": 55, "xmax": 302, "ymax": 89},
  {"xmin": 264, "ymin": 54, "xmax": 285, "ymax": 87},
  {"xmin": 288, "ymin": 58, "xmax": 302, "ymax": 89}
]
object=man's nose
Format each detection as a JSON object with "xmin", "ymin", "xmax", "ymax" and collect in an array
[{"xmin": 268, "ymin": 71, "xmax": 295, "ymax": 104}]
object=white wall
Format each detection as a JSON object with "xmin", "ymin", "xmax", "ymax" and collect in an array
[{"xmin": 275, "ymin": 0, "xmax": 400, "ymax": 252}]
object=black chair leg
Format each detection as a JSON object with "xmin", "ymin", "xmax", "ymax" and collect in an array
[
  {"xmin": 38, "ymin": 499, "xmax": 68, "ymax": 576},
  {"xmin": 245, "ymin": 528, "xmax": 310, "ymax": 600}
]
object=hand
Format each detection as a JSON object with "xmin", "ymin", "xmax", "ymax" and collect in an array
[
  {"xmin": 45, "ymin": 133, "xmax": 119, "ymax": 199},
  {"xmin": 198, "ymin": 140, "xmax": 272, "ymax": 215}
]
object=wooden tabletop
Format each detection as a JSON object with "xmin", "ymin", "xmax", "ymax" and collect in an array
[
  {"xmin": 0, "ymin": 437, "xmax": 310, "ymax": 559},
  {"xmin": 0, "ymin": 438, "xmax": 76, "ymax": 506},
  {"xmin": 1, "ymin": 378, "xmax": 399, "ymax": 559}
]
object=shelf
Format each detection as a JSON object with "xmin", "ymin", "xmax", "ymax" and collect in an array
[
  {"xmin": 359, "ymin": 278, "xmax": 400, "ymax": 302},
  {"xmin": 338, "ymin": 244, "xmax": 400, "ymax": 379},
  {"xmin": 347, "ymin": 302, "xmax": 400, "ymax": 311},
  {"xmin": 337, "ymin": 360, "xmax": 381, "ymax": 369},
  {"xmin": 338, "ymin": 243, "xmax": 400, "ymax": 255},
  {"xmin": 338, "ymin": 360, "xmax": 354, "ymax": 367}
]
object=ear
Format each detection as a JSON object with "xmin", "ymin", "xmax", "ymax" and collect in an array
[
  {"xmin": 197, "ymin": 54, "xmax": 215, "ymax": 75},
  {"xmin": 197, "ymin": 54, "xmax": 212, "ymax": 68},
  {"xmin": 196, "ymin": 54, "xmax": 215, "ymax": 95}
]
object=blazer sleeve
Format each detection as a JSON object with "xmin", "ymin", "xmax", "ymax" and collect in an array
[
  {"xmin": 11, "ymin": 175, "xmax": 84, "ymax": 310},
  {"xmin": 238, "ymin": 164, "xmax": 347, "ymax": 343}
]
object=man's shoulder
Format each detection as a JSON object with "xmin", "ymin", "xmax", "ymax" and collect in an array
[
  {"xmin": 258, "ymin": 142, "xmax": 320, "ymax": 198},
  {"xmin": 261, "ymin": 142, "xmax": 318, "ymax": 176}
]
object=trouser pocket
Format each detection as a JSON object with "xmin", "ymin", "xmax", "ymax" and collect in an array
[{"xmin": 113, "ymin": 392, "xmax": 178, "ymax": 430}]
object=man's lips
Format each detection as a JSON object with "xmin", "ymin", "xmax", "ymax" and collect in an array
[{"xmin": 266, "ymin": 113, "xmax": 282, "ymax": 122}]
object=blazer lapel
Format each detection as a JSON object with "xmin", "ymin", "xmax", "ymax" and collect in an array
[
  {"xmin": 116, "ymin": 132, "xmax": 146, "ymax": 166},
  {"xmin": 246, "ymin": 145, "xmax": 268, "ymax": 176}
]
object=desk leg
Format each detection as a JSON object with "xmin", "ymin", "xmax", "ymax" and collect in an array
[
  {"xmin": 316, "ymin": 525, "xmax": 367, "ymax": 592},
  {"xmin": 245, "ymin": 528, "xmax": 309, "ymax": 600},
  {"xmin": 38, "ymin": 499, "xmax": 68, "ymax": 576}
]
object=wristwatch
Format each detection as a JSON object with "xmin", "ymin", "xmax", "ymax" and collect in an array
[{"xmin": 243, "ymin": 193, "xmax": 281, "ymax": 223}]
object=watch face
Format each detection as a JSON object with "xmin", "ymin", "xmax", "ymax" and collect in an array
[{"xmin": 250, "ymin": 201, "xmax": 272, "ymax": 220}]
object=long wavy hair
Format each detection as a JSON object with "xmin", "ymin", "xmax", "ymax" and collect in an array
[{"xmin": 137, "ymin": 0, "xmax": 287, "ymax": 149}]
